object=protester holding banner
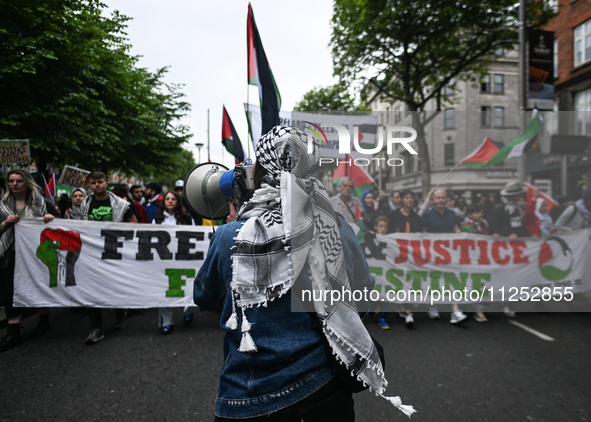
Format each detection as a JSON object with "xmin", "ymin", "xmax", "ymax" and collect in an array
[
  {"xmin": 80, "ymin": 171, "xmax": 137, "ymax": 345},
  {"xmin": 422, "ymin": 189, "xmax": 467, "ymax": 324},
  {"xmin": 194, "ymin": 126, "xmax": 414, "ymax": 420},
  {"xmin": 65, "ymin": 188, "xmax": 86, "ymax": 220},
  {"xmin": 387, "ymin": 190, "xmax": 423, "ymax": 234},
  {"xmin": 0, "ymin": 169, "xmax": 55, "ymax": 352},
  {"xmin": 554, "ymin": 190, "xmax": 591, "ymax": 232},
  {"xmin": 489, "ymin": 181, "xmax": 529, "ymax": 238},
  {"xmin": 387, "ymin": 189, "xmax": 424, "ymax": 328},
  {"xmin": 153, "ymin": 191, "xmax": 195, "ymax": 334}
]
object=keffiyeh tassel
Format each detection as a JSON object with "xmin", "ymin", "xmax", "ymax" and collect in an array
[
  {"xmin": 225, "ymin": 291, "xmax": 238, "ymax": 330},
  {"xmin": 238, "ymin": 310, "xmax": 257, "ymax": 352},
  {"xmin": 381, "ymin": 395, "xmax": 416, "ymax": 418}
]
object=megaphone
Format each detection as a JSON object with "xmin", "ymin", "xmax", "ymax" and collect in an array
[{"xmin": 184, "ymin": 161, "xmax": 254, "ymax": 220}]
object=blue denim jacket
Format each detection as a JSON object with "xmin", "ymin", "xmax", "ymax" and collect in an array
[{"xmin": 194, "ymin": 217, "xmax": 374, "ymax": 418}]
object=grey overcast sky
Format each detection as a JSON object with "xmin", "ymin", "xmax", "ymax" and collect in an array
[{"xmin": 102, "ymin": 0, "xmax": 337, "ymax": 169}]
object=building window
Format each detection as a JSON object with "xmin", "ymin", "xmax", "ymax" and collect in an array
[
  {"xmin": 574, "ymin": 20, "xmax": 591, "ymax": 67},
  {"xmin": 553, "ymin": 39, "xmax": 558, "ymax": 79},
  {"xmin": 445, "ymin": 78, "xmax": 455, "ymax": 96},
  {"xmin": 386, "ymin": 107, "xmax": 390, "ymax": 124},
  {"xmin": 417, "ymin": 154, "xmax": 422, "ymax": 172},
  {"xmin": 494, "ymin": 107, "xmax": 504, "ymax": 127},
  {"xmin": 575, "ymin": 88, "xmax": 591, "ymax": 136},
  {"xmin": 395, "ymin": 163, "xmax": 402, "ymax": 177},
  {"xmin": 481, "ymin": 75, "xmax": 491, "ymax": 93},
  {"xmin": 403, "ymin": 152, "xmax": 414, "ymax": 174},
  {"xmin": 444, "ymin": 144, "xmax": 455, "ymax": 167},
  {"xmin": 494, "ymin": 74, "xmax": 504, "ymax": 94},
  {"xmin": 395, "ymin": 106, "xmax": 402, "ymax": 123},
  {"xmin": 481, "ymin": 106, "xmax": 491, "ymax": 127},
  {"xmin": 444, "ymin": 109, "xmax": 454, "ymax": 129},
  {"xmin": 495, "ymin": 46, "xmax": 504, "ymax": 56}
]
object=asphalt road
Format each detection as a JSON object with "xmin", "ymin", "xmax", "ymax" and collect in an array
[{"xmin": 1, "ymin": 309, "xmax": 590, "ymax": 422}]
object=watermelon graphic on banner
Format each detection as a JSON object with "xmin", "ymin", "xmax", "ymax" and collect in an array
[{"xmin": 538, "ymin": 236, "xmax": 573, "ymax": 281}]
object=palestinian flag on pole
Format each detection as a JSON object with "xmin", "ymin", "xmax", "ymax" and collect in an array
[
  {"xmin": 222, "ymin": 106, "xmax": 246, "ymax": 163},
  {"xmin": 331, "ymin": 154, "xmax": 375, "ymax": 198},
  {"xmin": 462, "ymin": 111, "xmax": 542, "ymax": 168},
  {"xmin": 43, "ymin": 173, "xmax": 56, "ymax": 201},
  {"xmin": 247, "ymin": 3, "xmax": 281, "ymax": 135},
  {"xmin": 353, "ymin": 203, "xmax": 366, "ymax": 243},
  {"xmin": 524, "ymin": 182, "xmax": 558, "ymax": 212}
]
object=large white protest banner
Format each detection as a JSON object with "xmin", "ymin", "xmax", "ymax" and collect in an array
[
  {"xmin": 360, "ymin": 229, "xmax": 591, "ymax": 310},
  {"xmin": 13, "ymin": 219, "xmax": 591, "ymax": 310},
  {"xmin": 13, "ymin": 219, "xmax": 211, "ymax": 308}
]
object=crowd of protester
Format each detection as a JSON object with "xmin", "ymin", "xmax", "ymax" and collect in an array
[
  {"xmin": 0, "ymin": 170, "xmax": 214, "ymax": 352},
  {"xmin": 1, "ymin": 169, "xmax": 591, "ymax": 353},
  {"xmin": 331, "ymin": 176, "xmax": 591, "ymax": 330}
]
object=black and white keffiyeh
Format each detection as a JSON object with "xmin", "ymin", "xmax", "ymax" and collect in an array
[
  {"xmin": 227, "ymin": 125, "xmax": 415, "ymax": 417},
  {"xmin": 0, "ymin": 188, "xmax": 47, "ymax": 257}
]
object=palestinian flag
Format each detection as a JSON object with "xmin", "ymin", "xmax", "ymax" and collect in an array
[
  {"xmin": 462, "ymin": 111, "xmax": 542, "ymax": 168},
  {"xmin": 222, "ymin": 106, "xmax": 246, "ymax": 163},
  {"xmin": 524, "ymin": 182, "xmax": 558, "ymax": 212},
  {"xmin": 43, "ymin": 174, "xmax": 56, "ymax": 199},
  {"xmin": 460, "ymin": 137, "xmax": 500, "ymax": 167},
  {"xmin": 354, "ymin": 203, "xmax": 366, "ymax": 243},
  {"xmin": 331, "ymin": 154, "xmax": 375, "ymax": 198},
  {"xmin": 247, "ymin": 3, "xmax": 281, "ymax": 135}
]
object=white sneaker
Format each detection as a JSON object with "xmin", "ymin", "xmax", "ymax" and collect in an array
[
  {"xmin": 428, "ymin": 310, "xmax": 440, "ymax": 320},
  {"xmin": 450, "ymin": 311, "xmax": 467, "ymax": 324},
  {"xmin": 503, "ymin": 307, "xmax": 516, "ymax": 317},
  {"xmin": 405, "ymin": 313, "xmax": 414, "ymax": 328},
  {"xmin": 473, "ymin": 312, "xmax": 487, "ymax": 322}
]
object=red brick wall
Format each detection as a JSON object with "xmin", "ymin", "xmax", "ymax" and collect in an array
[{"xmin": 545, "ymin": 0, "xmax": 591, "ymax": 91}]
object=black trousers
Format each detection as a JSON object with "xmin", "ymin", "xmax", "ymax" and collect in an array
[
  {"xmin": 213, "ymin": 377, "xmax": 355, "ymax": 422},
  {"xmin": 0, "ymin": 252, "xmax": 24, "ymax": 319}
]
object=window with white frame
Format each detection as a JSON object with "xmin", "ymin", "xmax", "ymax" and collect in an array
[
  {"xmin": 494, "ymin": 74, "xmax": 504, "ymax": 94},
  {"xmin": 444, "ymin": 109, "xmax": 454, "ymax": 129},
  {"xmin": 444, "ymin": 144, "xmax": 455, "ymax": 167},
  {"xmin": 574, "ymin": 20, "xmax": 591, "ymax": 67},
  {"xmin": 575, "ymin": 88, "xmax": 591, "ymax": 136},
  {"xmin": 494, "ymin": 107, "xmax": 504, "ymax": 127},
  {"xmin": 481, "ymin": 75, "xmax": 491, "ymax": 93}
]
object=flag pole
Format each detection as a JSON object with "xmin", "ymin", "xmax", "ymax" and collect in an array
[
  {"xmin": 207, "ymin": 109, "xmax": 211, "ymax": 162},
  {"xmin": 432, "ymin": 161, "xmax": 463, "ymax": 192},
  {"xmin": 247, "ymin": 85, "xmax": 251, "ymax": 159}
]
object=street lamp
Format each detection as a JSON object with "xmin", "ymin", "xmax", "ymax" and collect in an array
[{"xmin": 195, "ymin": 143, "xmax": 204, "ymax": 163}]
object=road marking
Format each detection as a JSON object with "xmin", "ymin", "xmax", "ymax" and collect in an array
[{"xmin": 508, "ymin": 320, "xmax": 555, "ymax": 341}]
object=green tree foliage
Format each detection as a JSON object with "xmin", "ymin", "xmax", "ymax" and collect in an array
[
  {"xmin": 294, "ymin": 84, "xmax": 370, "ymax": 112},
  {"xmin": 0, "ymin": 0, "xmax": 191, "ymax": 176},
  {"xmin": 331, "ymin": 0, "xmax": 555, "ymax": 196}
]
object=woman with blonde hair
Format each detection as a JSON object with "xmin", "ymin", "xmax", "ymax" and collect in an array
[{"xmin": 0, "ymin": 169, "xmax": 55, "ymax": 352}]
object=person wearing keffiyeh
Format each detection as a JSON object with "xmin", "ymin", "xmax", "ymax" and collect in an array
[{"xmin": 194, "ymin": 126, "xmax": 415, "ymax": 420}]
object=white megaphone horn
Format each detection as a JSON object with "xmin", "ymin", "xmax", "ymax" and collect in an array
[{"xmin": 183, "ymin": 161, "xmax": 254, "ymax": 220}]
